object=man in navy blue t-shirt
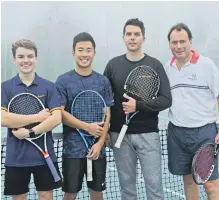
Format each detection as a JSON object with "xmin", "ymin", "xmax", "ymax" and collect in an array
[
  {"xmin": 55, "ymin": 32, "xmax": 114, "ymax": 200},
  {"xmin": 1, "ymin": 39, "xmax": 62, "ymax": 199}
]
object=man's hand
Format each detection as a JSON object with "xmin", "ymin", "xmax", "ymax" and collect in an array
[
  {"xmin": 215, "ymin": 133, "xmax": 219, "ymax": 144},
  {"xmin": 37, "ymin": 109, "xmax": 51, "ymax": 122},
  {"xmin": 86, "ymin": 122, "xmax": 104, "ymax": 137},
  {"xmin": 12, "ymin": 128, "xmax": 29, "ymax": 140},
  {"xmin": 122, "ymin": 93, "xmax": 136, "ymax": 114},
  {"xmin": 87, "ymin": 142, "xmax": 103, "ymax": 160}
]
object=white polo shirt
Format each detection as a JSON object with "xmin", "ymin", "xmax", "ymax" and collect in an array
[{"xmin": 165, "ymin": 50, "xmax": 219, "ymax": 127}]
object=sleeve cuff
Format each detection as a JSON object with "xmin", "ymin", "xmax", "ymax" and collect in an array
[
  {"xmin": 50, "ymin": 107, "xmax": 61, "ymax": 112},
  {"xmin": 1, "ymin": 107, "xmax": 8, "ymax": 111},
  {"xmin": 136, "ymin": 101, "xmax": 143, "ymax": 112}
]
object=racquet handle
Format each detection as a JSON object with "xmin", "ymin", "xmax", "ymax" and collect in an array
[
  {"xmin": 45, "ymin": 157, "xmax": 61, "ymax": 182},
  {"xmin": 87, "ymin": 158, "xmax": 93, "ymax": 181},
  {"xmin": 114, "ymin": 124, "xmax": 128, "ymax": 148}
]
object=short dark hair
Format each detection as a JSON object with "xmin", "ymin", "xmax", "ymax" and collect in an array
[
  {"xmin": 167, "ymin": 23, "xmax": 193, "ymax": 41},
  {"xmin": 123, "ymin": 18, "xmax": 145, "ymax": 36},
  {"xmin": 12, "ymin": 39, "xmax": 37, "ymax": 57},
  {"xmin": 72, "ymin": 32, "xmax": 96, "ymax": 51}
]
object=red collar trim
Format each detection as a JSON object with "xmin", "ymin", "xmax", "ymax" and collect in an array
[{"xmin": 170, "ymin": 50, "xmax": 200, "ymax": 65}]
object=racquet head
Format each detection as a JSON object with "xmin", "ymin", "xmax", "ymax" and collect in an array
[
  {"xmin": 8, "ymin": 93, "xmax": 45, "ymax": 139},
  {"xmin": 71, "ymin": 90, "xmax": 107, "ymax": 136},
  {"xmin": 192, "ymin": 143, "xmax": 219, "ymax": 185},
  {"xmin": 125, "ymin": 65, "xmax": 160, "ymax": 101}
]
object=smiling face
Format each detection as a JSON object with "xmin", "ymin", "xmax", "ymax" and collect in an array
[
  {"xmin": 169, "ymin": 29, "xmax": 192, "ymax": 62},
  {"xmin": 13, "ymin": 47, "xmax": 37, "ymax": 75},
  {"xmin": 123, "ymin": 25, "xmax": 145, "ymax": 53},
  {"xmin": 72, "ymin": 41, "xmax": 95, "ymax": 69}
]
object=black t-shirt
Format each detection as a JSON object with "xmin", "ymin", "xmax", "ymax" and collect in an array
[{"xmin": 104, "ymin": 54, "xmax": 172, "ymax": 134}]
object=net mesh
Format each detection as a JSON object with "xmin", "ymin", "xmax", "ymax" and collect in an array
[
  {"xmin": 126, "ymin": 65, "xmax": 160, "ymax": 101},
  {"xmin": 1, "ymin": 126, "xmax": 214, "ymax": 199}
]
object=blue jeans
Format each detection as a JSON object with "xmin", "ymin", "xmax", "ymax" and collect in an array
[{"xmin": 110, "ymin": 132, "xmax": 164, "ymax": 200}]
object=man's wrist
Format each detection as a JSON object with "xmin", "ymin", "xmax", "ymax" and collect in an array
[
  {"xmin": 28, "ymin": 128, "xmax": 36, "ymax": 138},
  {"xmin": 97, "ymin": 139, "xmax": 105, "ymax": 147},
  {"xmin": 83, "ymin": 122, "xmax": 89, "ymax": 133}
]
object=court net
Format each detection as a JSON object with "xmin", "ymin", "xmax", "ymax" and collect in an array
[{"xmin": 1, "ymin": 125, "xmax": 216, "ymax": 199}]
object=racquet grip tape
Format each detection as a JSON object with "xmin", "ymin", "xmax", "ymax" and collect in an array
[
  {"xmin": 114, "ymin": 124, "xmax": 128, "ymax": 148},
  {"xmin": 87, "ymin": 158, "xmax": 93, "ymax": 181}
]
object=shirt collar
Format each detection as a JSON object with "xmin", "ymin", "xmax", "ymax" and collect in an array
[
  {"xmin": 15, "ymin": 73, "xmax": 40, "ymax": 86},
  {"xmin": 170, "ymin": 50, "xmax": 200, "ymax": 66}
]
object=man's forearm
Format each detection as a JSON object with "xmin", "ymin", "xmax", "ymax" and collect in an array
[
  {"xmin": 1, "ymin": 110, "xmax": 42, "ymax": 128},
  {"xmin": 136, "ymin": 64, "xmax": 172, "ymax": 113},
  {"xmin": 98, "ymin": 107, "xmax": 111, "ymax": 145},
  {"xmin": 32, "ymin": 110, "xmax": 61, "ymax": 134},
  {"xmin": 136, "ymin": 92, "xmax": 172, "ymax": 113},
  {"xmin": 61, "ymin": 108, "xmax": 89, "ymax": 131}
]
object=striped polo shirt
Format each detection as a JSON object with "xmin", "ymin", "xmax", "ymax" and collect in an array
[{"xmin": 165, "ymin": 50, "xmax": 219, "ymax": 127}]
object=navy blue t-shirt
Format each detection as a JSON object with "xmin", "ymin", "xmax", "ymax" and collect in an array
[
  {"xmin": 55, "ymin": 70, "xmax": 114, "ymax": 158},
  {"xmin": 1, "ymin": 73, "xmax": 61, "ymax": 167}
]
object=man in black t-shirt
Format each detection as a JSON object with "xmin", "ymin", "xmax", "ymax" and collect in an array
[{"xmin": 104, "ymin": 18, "xmax": 172, "ymax": 200}]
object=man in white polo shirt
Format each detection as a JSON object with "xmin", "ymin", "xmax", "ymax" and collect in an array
[{"xmin": 165, "ymin": 23, "xmax": 219, "ymax": 200}]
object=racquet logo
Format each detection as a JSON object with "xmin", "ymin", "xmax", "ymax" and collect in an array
[
  {"xmin": 37, "ymin": 95, "xmax": 45, "ymax": 98},
  {"xmin": 188, "ymin": 74, "xmax": 197, "ymax": 80},
  {"xmin": 138, "ymin": 75, "xmax": 152, "ymax": 78}
]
